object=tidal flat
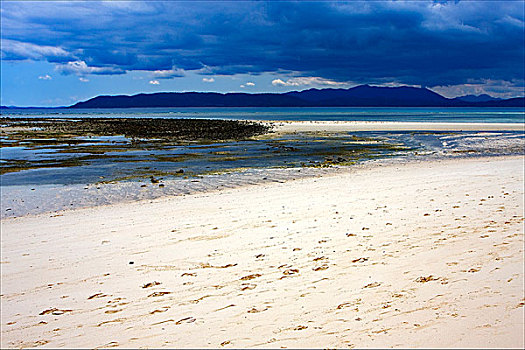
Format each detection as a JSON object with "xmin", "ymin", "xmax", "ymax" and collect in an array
[
  {"xmin": 1, "ymin": 117, "xmax": 417, "ymax": 185},
  {"xmin": 1, "ymin": 118, "xmax": 524, "ymax": 218}
]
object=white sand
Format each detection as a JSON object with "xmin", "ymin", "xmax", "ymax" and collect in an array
[
  {"xmin": 1, "ymin": 156, "xmax": 524, "ymax": 348},
  {"xmin": 266, "ymin": 120, "xmax": 525, "ymax": 133}
]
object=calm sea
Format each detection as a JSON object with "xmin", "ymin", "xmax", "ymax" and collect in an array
[{"xmin": 2, "ymin": 107, "xmax": 524, "ymax": 123}]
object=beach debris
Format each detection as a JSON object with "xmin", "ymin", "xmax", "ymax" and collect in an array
[
  {"xmin": 159, "ymin": 183, "xmax": 165, "ymax": 187},
  {"xmin": 363, "ymin": 282, "xmax": 381, "ymax": 288},
  {"xmin": 352, "ymin": 257, "xmax": 368, "ymax": 263},
  {"xmin": 255, "ymin": 253, "xmax": 265, "ymax": 258},
  {"xmin": 142, "ymin": 281, "xmax": 161, "ymax": 288},
  {"xmin": 176, "ymin": 169, "xmax": 184, "ymax": 174},
  {"xmin": 220, "ymin": 340, "xmax": 231, "ymax": 346},
  {"xmin": 346, "ymin": 233, "xmax": 356, "ymax": 237},
  {"xmin": 148, "ymin": 291, "xmax": 172, "ymax": 297},
  {"xmin": 415, "ymin": 275, "xmax": 440, "ymax": 283},
  {"xmin": 240, "ymin": 273, "xmax": 261, "ymax": 281},
  {"xmin": 294, "ymin": 325, "xmax": 308, "ymax": 331},
  {"xmin": 362, "ymin": 227, "xmax": 369, "ymax": 230},
  {"xmin": 293, "ymin": 247, "xmax": 302, "ymax": 251},
  {"xmin": 181, "ymin": 272, "xmax": 196, "ymax": 277},
  {"xmin": 129, "ymin": 261, "xmax": 134, "ymax": 265},
  {"xmin": 467, "ymin": 268, "xmax": 480, "ymax": 273},
  {"xmin": 39, "ymin": 308, "xmax": 72, "ymax": 315},
  {"xmin": 150, "ymin": 176, "xmax": 159, "ymax": 184},
  {"xmin": 88, "ymin": 293, "xmax": 108, "ymax": 299}
]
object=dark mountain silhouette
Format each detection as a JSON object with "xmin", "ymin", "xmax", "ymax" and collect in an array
[
  {"xmin": 285, "ymin": 85, "xmax": 451, "ymax": 106},
  {"xmin": 454, "ymin": 94, "xmax": 501, "ymax": 103},
  {"xmin": 8, "ymin": 85, "xmax": 523, "ymax": 109}
]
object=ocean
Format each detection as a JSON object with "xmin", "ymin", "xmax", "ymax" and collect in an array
[{"xmin": 2, "ymin": 106, "xmax": 524, "ymax": 123}]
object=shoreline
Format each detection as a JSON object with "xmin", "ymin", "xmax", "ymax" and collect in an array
[
  {"xmin": 265, "ymin": 120, "xmax": 525, "ymax": 133},
  {"xmin": 1, "ymin": 154, "xmax": 522, "ymax": 220},
  {"xmin": 1, "ymin": 119, "xmax": 524, "ymax": 219},
  {"xmin": 1, "ymin": 155, "xmax": 524, "ymax": 348}
]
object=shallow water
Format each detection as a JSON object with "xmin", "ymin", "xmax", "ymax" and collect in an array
[{"xmin": 1, "ymin": 130, "xmax": 523, "ymax": 186}]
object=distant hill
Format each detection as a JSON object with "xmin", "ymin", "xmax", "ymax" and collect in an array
[
  {"xmin": 285, "ymin": 85, "xmax": 451, "ymax": 106},
  {"xmin": 453, "ymin": 94, "xmax": 501, "ymax": 103},
  {"xmin": 11, "ymin": 85, "xmax": 524, "ymax": 109}
]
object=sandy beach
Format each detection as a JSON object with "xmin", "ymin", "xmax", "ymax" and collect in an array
[
  {"xmin": 269, "ymin": 120, "xmax": 525, "ymax": 133},
  {"xmin": 1, "ymin": 154, "xmax": 523, "ymax": 348}
]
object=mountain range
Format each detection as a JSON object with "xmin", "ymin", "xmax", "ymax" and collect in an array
[{"xmin": 2, "ymin": 85, "xmax": 524, "ymax": 109}]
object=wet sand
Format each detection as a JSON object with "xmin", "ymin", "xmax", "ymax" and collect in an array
[{"xmin": 1, "ymin": 155, "xmax": 523, "ymax": 348}]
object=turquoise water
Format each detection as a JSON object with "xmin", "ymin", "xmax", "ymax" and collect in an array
[{"xmin": 2, "ymin": 107, "xmax": 524, "ymax": 123}]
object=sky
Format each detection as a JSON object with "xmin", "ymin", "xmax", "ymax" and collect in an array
[{"xmin": 1, "ymin": 0, "xmax": 524, "ymax": 107}]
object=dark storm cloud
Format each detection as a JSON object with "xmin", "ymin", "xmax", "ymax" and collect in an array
[{"xmin": 1, "ymin": 1, "xmax": 523, "ymax": 86}]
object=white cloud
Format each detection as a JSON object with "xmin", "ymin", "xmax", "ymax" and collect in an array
[
  {"xmin": 38, "ymin": 74, "xmax": 52, "ymax": 80},
  {"xmin": 202, "ymin": 77, "xmax": 215, "ymax": 83},
  {"xmin": 152, "ymin": 67, "xmax": 184, "ymax": 79},
  {"xmin": 246, "ymin": 82, "xmax": 255, "ymax": 86},
  {"xmin": 272, "ymin": 77, "xmax": 347, "ymax": 87},
  {"xmin": 55, "ymin": 60, "xmax": 124, "ymax": 76},
  {"xmin": 431, "ymin": 79, "xmax": 525, "ymax": 98},
  {"xmin": 79, "ymin": 77, "xmax": 89, "ymax": 82},
  {"xmin": 149, "ymin": 80, "xmax": 160, "ymax": 85},
  {"xmin": 2, "ymin": 39, "xmax": 70, "ymax": 60}
]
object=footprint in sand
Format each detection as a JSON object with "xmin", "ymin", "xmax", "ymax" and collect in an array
[
  {"xmin": 241, "ymin": 283, "xmax": 257, "ymax": 291},
  {"xmin": 105, "ymin": 309, "xmax": 122, "ymax": 314},
  {"xmin": 148, "ymin": 291, "xmax": 172, "ymax": 297},
  {"xmin": 313, "ymin": 265, "xmax": 329, "ymax": 271},
  {"xmin": 88, "ymin": 293, "xmax": 108, "ymax": 300},
  {"xmin": 142, "ymin": 281, "xmax": 161, "ymax": 288},
  {"xmin": 240, "ymin": 274, "xmax": 261, "ymax": 281},
  {"xmin": 175, "ymin": 316, "xmax": 196, "ymax": 325},
  {"xmin": 39, "ymin": 308, "xmax": 72, "ymax": 315},
  {"xmin": 247, "ymin": 307, "xmax": 268, "ymax": 313},
  {"xmin": 415, "ymin": 275, "xmax": 440, "ymax": 283},
  {"xmin": 150, "ymin": 306, "xmax": 170, "ymax": 314}
]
